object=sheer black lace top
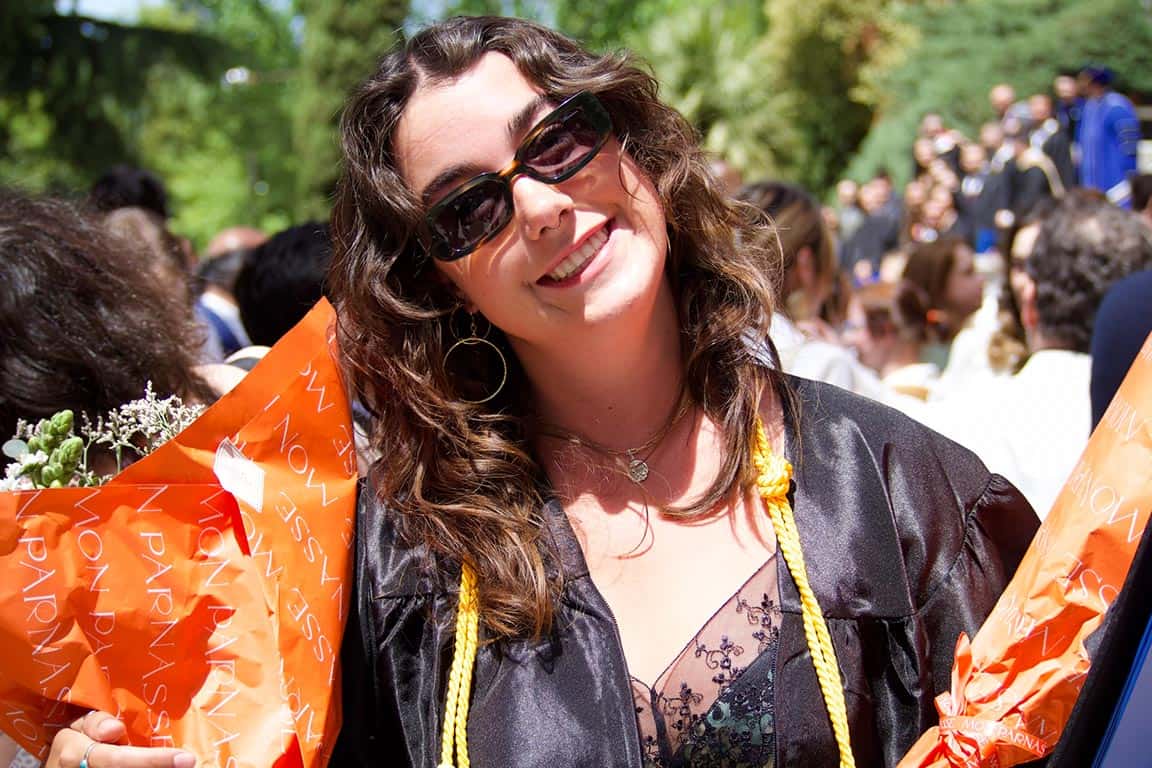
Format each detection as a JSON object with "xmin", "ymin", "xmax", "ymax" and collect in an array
[{"xmin": 632, "ymin": 550, "xmax": 781, "ymax": 768}]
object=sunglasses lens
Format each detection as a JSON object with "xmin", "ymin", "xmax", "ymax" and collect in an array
[
  {"xmin": 429, "ymin": 180, "xmax": 510, "ymax": 260},
  {"xmin": 522, "ymin": 101, "xmax": 608, "ymax": 180},
  {"xmin": 425, "ymin": 93, "xmax": 611, "ymax": 261}
]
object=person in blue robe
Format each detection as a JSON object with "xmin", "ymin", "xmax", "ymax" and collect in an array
[{"xmin": 1076, "ymin": 65, "xmax": 1141, "ymax": 208}]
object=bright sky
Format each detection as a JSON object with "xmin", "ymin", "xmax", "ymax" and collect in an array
[{"xmin": 58, "ymin": 0, "xmax": 162, "ymax": 22}]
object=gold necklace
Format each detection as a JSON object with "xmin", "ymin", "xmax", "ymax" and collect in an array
[{"xmin": 536, "ymin": 393, "xmax": 690, "ymax": 485}]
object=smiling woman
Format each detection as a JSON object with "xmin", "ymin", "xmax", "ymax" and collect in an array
[{"xmin": 46, "ymin": 15, "xmax": 1039, "ymax": 768}]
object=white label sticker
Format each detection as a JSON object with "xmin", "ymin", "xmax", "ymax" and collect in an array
[{"xmin": 213, "ymin": 439, "xmax": 264, "ymax": 513}]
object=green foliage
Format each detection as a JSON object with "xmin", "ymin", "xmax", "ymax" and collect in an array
[
  {"xmin": 134, "ymin": 1, "xmax": 299, "ymax": 248},
  {"xmin": 9, "ymin": 0, "xmax": 1143, "ymax": 244},
  {"xmin": 622, "ymin": 0, "xmax": 781, "ymax": 179},
  {"xmin": 0, "ymin": 3, "xmax": 231, "ymax": 189},
  {"xmin": 3, "ymin": 411, "xmax": 92, "ymax": 489},
  {"xmin": 848, "ymin": 0, "xmax": 1152, "ymax": 187},
  {"xmin": 619, "ymin": 0, "xmax": 893, "ymax": 195},
  {"xmin": 758, "ymin": 0, "xmax": 894, "ymax": 193},
  {"xmin": 293, "ymin": 0, "xmax": 409, "ymax": 220},
  {"xmin": 554, "ymin": 0, "xmax": 660, "ymax": 51}
]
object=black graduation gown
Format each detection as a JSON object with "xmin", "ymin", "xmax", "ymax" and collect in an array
[{"xmin": 332, "ymin": 377, "xmax": 1039, "ymax": 767}]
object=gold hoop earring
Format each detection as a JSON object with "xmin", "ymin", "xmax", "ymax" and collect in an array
[{"xmin": 443, "ymin": 313, "xmax": 508, "ymax": 405}]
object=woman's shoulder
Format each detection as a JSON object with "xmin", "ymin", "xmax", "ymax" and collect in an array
[
  {"xmin": 782, "ymin": 373, "xmax": 1029, "ymax": 516},
  {"xmin": 780, "ymin": 374, "xmax": 1039, "ymax": 613},
  {"xmin": 354, "ymin": 480, "xmax": 446, "ymax": 598}
]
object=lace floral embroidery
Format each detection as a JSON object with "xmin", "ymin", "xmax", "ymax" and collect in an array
[{"xmin": 633, "ymin": 552, "xmax": 781, "ymax": 768}]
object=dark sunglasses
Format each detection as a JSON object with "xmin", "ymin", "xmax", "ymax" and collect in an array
[{"xmin": 422, "ymin": 91, "xmax": 613, "ymax": 262}]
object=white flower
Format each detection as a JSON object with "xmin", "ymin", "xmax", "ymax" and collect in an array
[
  {"xmin": 2, "ymin": 382, "xmax": 204, "ymax": 489},
  {"xmin": 0, "ymin": 450, "xmax": 49, "ymax": 491}
]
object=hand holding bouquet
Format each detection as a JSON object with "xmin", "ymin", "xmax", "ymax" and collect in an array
[{"xmin": 0, "ymin": 300, "xmax": 357, "ymax": 768}]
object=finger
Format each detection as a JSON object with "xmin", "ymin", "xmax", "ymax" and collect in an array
[
  {"xmin": 49, "ymin": 733, "xmax": 197, "ymax": 768},
  {"xmin": 67, "ymin": 711, "xmax": 126, "ymax": 743},
  {"xmin": 83, "ymin": 743, "xmax": 197, "ymax": 768}
]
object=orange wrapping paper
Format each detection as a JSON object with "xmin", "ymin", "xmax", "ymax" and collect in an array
[
  {"xmin": 899, "ymin": 332, "xmax": 1152, "ymax": 768},
  {"xmin": 0, "ymin": 299, "xmax": 357, "ymax": 768}
]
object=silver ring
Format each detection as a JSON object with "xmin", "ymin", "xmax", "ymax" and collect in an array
[{"xmin": 79, "ymin": 741, "xmax": 98, "ymax": 768}]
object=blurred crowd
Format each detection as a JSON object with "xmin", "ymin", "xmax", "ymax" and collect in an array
[
  {"xmin": 0, "ymin": 63, "xmax": 1148, "ymax": 559},
  {"xmin": 732, "ymin": 64, "xmax": 1151, "ymax": 520},
  {"xmin": 832, "ymin": 67, "xmax": 1142, "ymax": 280}
]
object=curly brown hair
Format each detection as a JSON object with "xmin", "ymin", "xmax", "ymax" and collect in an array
[
  {"xmin": 330, "ymin": 16, "xmax": 779, "ymax": 639},
  {"xmin": 0, "ymin": 190, "xmax": 212, "ymax": 439},
  {"xmin": 1029, "ymin": 193, "xmax": 1152, "ymax": 353}
]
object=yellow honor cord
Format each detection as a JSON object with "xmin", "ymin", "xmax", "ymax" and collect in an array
[
  {"xmin": 439, "ymin": 418, "xmax": 854, "ymax": 767},
  {"xmin": 753, "ymin": 418, "xmax": 855, "ymax": 767},
  {"xmin": 439, "ymin": 562, "xmax": 479, "ymax": 768}
]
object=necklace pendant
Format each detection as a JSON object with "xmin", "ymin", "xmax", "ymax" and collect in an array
[{"xmin": 626, "ymin": 457, "xmax": 650, "ymax": 483}]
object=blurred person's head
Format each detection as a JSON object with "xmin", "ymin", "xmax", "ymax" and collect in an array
[
  {"xmin": 836, "ymin": 179, "xmax": 859, "ymax": 208},
  {"xmin": 913, "ymin": 138, "xmax": 937, "ymax": 172},
  {"xmin": 0, "ymin": 191, "xmax": 210, "ymax": 440},
  {"xmin": 1002, "ymin": 114, "xmax": 1032, "ymax": 149},
  {"xmin": 903, "ymin": 237, "xmax": 984, "ymax": 337},
  {"xmin": 979, "ymin": 122, "xmax": 1004, "ymax": 153},
  {"xmin": 919, "ymin": 113, "xmax": 945, "ymax": 138},
  {"xmin": 89, "ymin": 165, "xmax": 170, "ymax": 220},
  {"xmin": 1078, "ymin": 64, "xmax": 1113, "ymax": 98},
  {"xmin": 922, "ymin": 186, "xmax": 957, "ymax": 228},
  {"xmin": 960, "ymin": 143, "xmax": 988, "ymax": 175},
  {"xmin": 197, "ymin": 250, "xmax": 248, "ymax": 296},
  {"xmin": 843, "ymin": 280, "xmax": 933, "ymax": 377},
  {"xmin": 1022, "ymin": 194, "xmax": 1152, "ymax": 353},
  {"xmin": 737, "ymin": 180, "xmax": 836, "ymax": 321},
  {"xmin": 1054, "ymin": 73, "xmax": 1078, "ymax": 102},
  {"xmin": 103, "ymin": 206, "xmax": 192, "ymax": 306},
  {"xmin": 904, "ymin": 179, "xmax": 929, "ymax": 209},
  {"xmin": 1028, "ymin": 93, "xmax": 1053, "ymax": 123},
  {"xmin": 199, "ymin": 226, "xmax": 267, "ymax": 300},
  {"xmin": 928, "ymin": 159, "xmax": 959, "ymax": 190},
  {"xmin": 1131, "ymin": 174, "xmax": 1152, "ymax": 223},
  {"xmin": 859, "ymin": 177, "xmax": 892, "ymax": 214},
  {"xmin": 234, "ymin": 222, "xmax": 332, "ymax": 346},
  {"xmin": 990, "ymin": 200, "xmax": 1059, "ymax": 374},
  {"xmin": 205, "ymin": 226, "xmax": 267, "ymax": 261},
  {"xmin": 989, "ymin": 84, "xmax": 1017, "ymax": 117}
]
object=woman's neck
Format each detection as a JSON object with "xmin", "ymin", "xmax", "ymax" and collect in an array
[{"xmin": 514, "ymin": 281, "xmax": 685, "ymax": 452}]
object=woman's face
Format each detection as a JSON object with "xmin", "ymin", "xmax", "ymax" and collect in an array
[
  {"xmin": 394, "ymin": 53, "xmax": 668, "ymax": 351},
  {"xmin": 944, "ymin": 244, "xmax": 984, "ymax": 319}
]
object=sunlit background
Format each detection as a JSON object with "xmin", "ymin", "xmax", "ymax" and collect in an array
[{"xmin": 4, "ymin": 0, "xmax": 1150, "ymax": 252}]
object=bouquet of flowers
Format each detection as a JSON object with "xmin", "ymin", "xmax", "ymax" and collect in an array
[
  {"xmin": 2, "ymin": 384, "xmax": 204, "ymax": 492},
  {"xmin": 899, "ymin": 332, "xmax": 1152, "ymax": 767},
  {"xmin": 0, "ymin": 299, "xmax": 358, "ymax": 768}
]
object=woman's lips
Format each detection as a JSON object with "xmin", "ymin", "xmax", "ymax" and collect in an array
[{"xmin": 537, "ymin": 221, "xmax": 613, "ymax": 287}]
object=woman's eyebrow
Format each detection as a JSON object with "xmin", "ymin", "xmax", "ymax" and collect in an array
[
  {"xmin": 507, "ymin": 93, "xmax": 552, "ymax": 141},
  {"xmin": 421, "ymin": 161, "xmax": 487, "ymax": 206},
  {"xmin": 419, "ymin": 94, "xmax": 554, "ymax": 206}
]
